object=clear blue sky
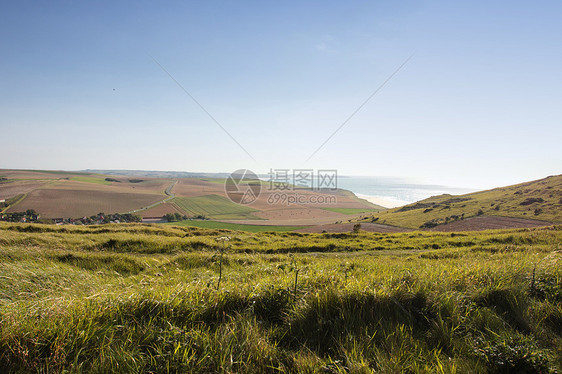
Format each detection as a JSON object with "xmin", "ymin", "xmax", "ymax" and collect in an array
[{"xmin": 2, "ymin": 1, "xmax": 561, "ymax": 189}]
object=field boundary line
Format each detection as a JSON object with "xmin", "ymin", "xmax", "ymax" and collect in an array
[
  {"xmin": 123, "ymin": 180, "xmax": 178, "ymax": 215},
  {"xmin": 1, "ymin": 193, "xmax": 28, "ymax": 213}
]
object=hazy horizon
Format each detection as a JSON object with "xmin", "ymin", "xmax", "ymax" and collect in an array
[
  {"xmin": 4, "ymin": 166, "xmax": 549, "ymax": 193},
  {"xmin": 2, "ymin": 1, "xmax": 561, "ymax": 190}
]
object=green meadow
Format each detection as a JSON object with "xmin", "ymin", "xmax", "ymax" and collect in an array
[
  {"xmin": 69, "ymin": 176, "xmax": 112, "ymax": 185},
  {"xmin": 323, "ymin": 208, "xmax": 382, "ymax": 215},
  {"xmin": 171, "ymin": 195, "xmax": 261, "ymax": 220},
  {"xmin": 0, "ymin": 222, "xmax": 561, "ymax": 373}
]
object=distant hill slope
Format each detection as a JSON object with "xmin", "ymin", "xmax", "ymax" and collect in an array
[
  {"xmin": 359, "ymin": 174, "xmax": 562, "ymax": 229},
  {"xmin": 82, "ymin": 169, "xmax": 232, "ymax": 179},
  {"xmin": 0, "ymin": 169, "xmax": 381, "ymax": 224}
]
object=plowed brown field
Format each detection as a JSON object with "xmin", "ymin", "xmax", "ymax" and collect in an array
[{"xmin": 7, "ymin": 189, "xmax": 163, "ymax": 217}]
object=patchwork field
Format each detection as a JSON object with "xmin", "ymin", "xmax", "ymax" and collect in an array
[
  {"xmin": 0, "ymin": 222, "xmax": 561, "ymax": 372},
  {"xmin": 0, "ymin": 170, "xmax": 174, "ymax": 218},
  {"xmin": 1, "ymin": 170, "xmax": 380, "ymax": 225},
  {"xmin": 2, "ymin": 170, "xmax": 561, "ymax": 233},
  {"xmin": 0, "ymin": 180, "xmax": 50, "ymax": 200}
]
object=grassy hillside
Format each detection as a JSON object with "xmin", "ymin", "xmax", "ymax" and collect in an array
[
  {"xmin": 360, "ymin": 174, "xmax": 562, "ymax": 229},
  {"xmin": 0, "ymin": 222, "xmax": 561, "ymax": 372}
]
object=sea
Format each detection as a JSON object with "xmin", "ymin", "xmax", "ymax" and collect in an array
[{"xmin": 337, "ymin": 176, "xmax": 477, "ymax": 208}]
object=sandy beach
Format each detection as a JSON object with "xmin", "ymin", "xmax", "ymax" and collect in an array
[{"xmin": 356, "ymin": 193, "xmax": 408, "ymax": 209}]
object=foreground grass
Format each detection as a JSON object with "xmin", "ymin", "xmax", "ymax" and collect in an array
[{"xmin": 0, "ymin": 223, "xmax": 561, "ymax": 373}]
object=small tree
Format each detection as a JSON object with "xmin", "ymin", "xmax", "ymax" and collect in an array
[{"xmin": 352, "ymin": 223, "xmax": 361, "ymax": 233}]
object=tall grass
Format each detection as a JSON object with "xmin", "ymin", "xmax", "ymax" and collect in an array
[{"xmin": 0, "ymin": 222, "xmax": 561, "ymax": 372}]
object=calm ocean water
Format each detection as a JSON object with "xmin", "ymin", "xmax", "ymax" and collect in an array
[{"xmin": 337, "ymin": 176, "xmax": 477, "ymax": 208}]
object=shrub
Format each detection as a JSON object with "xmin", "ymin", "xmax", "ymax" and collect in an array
[{"xmin": 520, "ymin": 198, "xmax": 544, "ymax": 206}]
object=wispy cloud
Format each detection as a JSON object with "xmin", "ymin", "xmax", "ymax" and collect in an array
[
  {"xmin": 315, "ymin": 42, "xmax": 337, "ymax": 53},
  {"xmin": 315, "ymin": 35, "xmax": 338, "ymax": 53}
]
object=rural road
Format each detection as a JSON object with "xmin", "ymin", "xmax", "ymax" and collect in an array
[{"xmin": 125, "ymin": 180, "xmax": 178, "ymax": 214}]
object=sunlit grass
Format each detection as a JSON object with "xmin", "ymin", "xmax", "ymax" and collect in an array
[{"xmin": 0, "ymin": 222, "xmax": 561, "ymax": 372}]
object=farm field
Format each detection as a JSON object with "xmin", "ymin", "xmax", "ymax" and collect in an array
[
  {"xmin": 0, "ymin": 222, "xmax": 561, "ymax": 372},
  {"xmin": 170, "ymin": 179, "xmax": 381, "ymax": 224},
  {"xmin": 2, "ymin": 170, "xmax": 561, "ymax": 234},
  {"xmin": 139, "ymin": 202, "xmax": 184, "ymax": 218},
  {"xmin": 323, "ymin": 207, "xmax": 382, "ymax": 215},
  {"xmin": 170, "ymin": 195, "xmax": 262, "ymax": 220},
  {"xmin": 0, "ymin": 180, "xmax": 50, "ymax": 200},
  {"xmin": 0, "ymin": 170, "xmax": 380, "ymax": 225},
  {"xmin": 0, "ymin": 170, "xmax": 175, "ymax": 218},
  {"xmin": 69, "ymin": 176, "xmax": 111, "ymax": 185},
  {"xmin": 6, "ymin": 188, "xmax": 164, "ymax": 218}
]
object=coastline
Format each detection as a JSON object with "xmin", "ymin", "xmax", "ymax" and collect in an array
[{"xmin": 356, "ymin": 193, "xmax": 409, "ymax": 209}]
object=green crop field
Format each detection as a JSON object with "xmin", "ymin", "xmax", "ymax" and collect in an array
[
  {"xmin": 171, "ymin": 194, "xmax": 262, "ymax": 220},
  {"xmin": 0, "ymin": 222, "xmax": 561, "ymax": 373},
  {"xmin": 323, "ymin": 207, "xmax": 382, "ymax": 215},
  {"xmin": 199, "ymin": 178, "xmax": 227, "ymax": 184},
  {"xmin": 164, "ymin": 219, "xmax": 304, "ymax": 232},
  {"xmin": 361, "ymin": 174, "xmax": 562, "ymax": 229},
  {"xmin": 70, "ymin": 176, "xmax": 111, "ymax": 185},
  {"xmin": 20, "ymin": 169, "xmax": 93, "ymax": 176}
]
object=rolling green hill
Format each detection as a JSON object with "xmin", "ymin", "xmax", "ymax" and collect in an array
[{"xmin": 359, "ymin": 174, "xmax": 562, "ymax": 229}]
